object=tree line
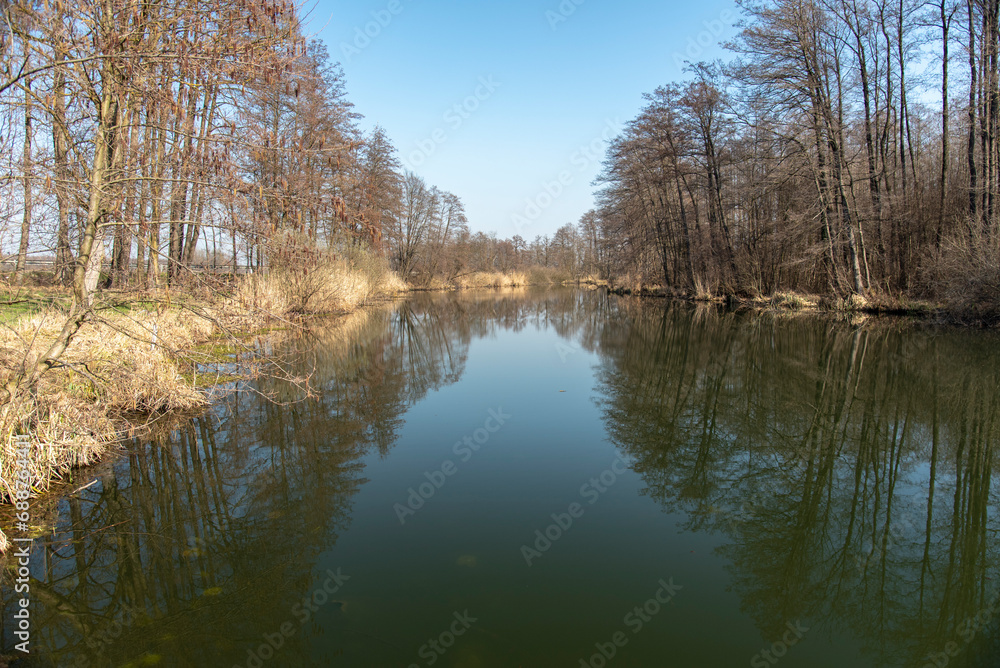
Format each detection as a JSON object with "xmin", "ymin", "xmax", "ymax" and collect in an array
[
  {"xmin": 0, "ymin": 0, "xmax": 487, "ymax": 292},
  {"xmin": 6, "ymin": 0, "xmax": 1000, "ymax": 313},
  {"xmin": 586, "ymin": 0, "xmax": 1000, "ymax": 314}
]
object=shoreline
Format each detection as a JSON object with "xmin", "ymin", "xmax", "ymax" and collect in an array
[
  {"xmin": 598, "ymin": 285, "xmax": 959, "ymax": 323},
  {"xmin": 0, "ymin": 279, "xmax": 407, "ymax": 554},
  {"xmin": 0, "ymin": 281, "xmax": 983, "ymax": 554}
]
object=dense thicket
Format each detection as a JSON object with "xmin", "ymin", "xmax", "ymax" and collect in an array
[{"xmin": 591, "ymin": 0, "xmax": 1000, "ymax": 315}]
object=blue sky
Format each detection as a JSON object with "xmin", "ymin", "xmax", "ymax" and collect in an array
[{"xmin": 309, "ymin": 0, "xmax": 739, "ymax": 240}]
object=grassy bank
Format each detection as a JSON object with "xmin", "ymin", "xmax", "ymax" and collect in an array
[
  {"xmin": 0, "ymin": 256, "xmax": 406, "ymax": 553},
  {"xmin": 409, "ymin": 268, "xmax": 614, "ymax": 291},
  {"xmin": 408, "ymin": 268, "xmax": 604, "ymax": 291}
]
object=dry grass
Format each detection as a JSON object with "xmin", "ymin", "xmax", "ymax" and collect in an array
[
  {"xmin": 0, "ymin": 308, "xmax": 213, "ymax": 506},
  {"xmin": 355, "ymin": 253, "xmax": 408, "ymax": 297},
  {"xmin": 692, "ymin": 277, "xmax": 714, "ymax": 301},
  {"xmin": 229, "ymin": 254, "xmax": 406, "ymax": 325},
  {"xmin": 818, "ymin": 293, "xmax": 869, "ymax": 312},
  {"xmin": 453, "ymin": 271, "xmax": 528, "ymax": 289},
  {"xmin": 230, "ymin": 272, "xmax": 294, "ymax": 325},
  {"xmin": 377, "ymin": 269, "xmax": 409, "ymax": 296},
  {"xmin": 526, "ymin": 267, "xmax": 572, "ymax": 286},
  {"xmin": 0, "ymin": 526, "xmax": 7, "ymax": 553},
  {"xmin": 416, "ymin": 276, "xmax": 453, "ymax": 291},
  {"xmin": 0, "ymin": 248, "xmax": 408, "ymax": 533},
  {"xmin": 769, "ymin": 292, "xmax": 811, "ymax": 310},
  {"xmin": 860, "ymin": 290, "xmax": 936, "ymax": 315},
  {"xmin": 578, "ymin": 274, "xmax": 609, "ymax": 287}
]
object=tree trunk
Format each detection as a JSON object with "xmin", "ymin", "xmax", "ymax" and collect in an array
[
  {"xmin": 77, "ymin": 83, "xmax": 119, "ymax": 306},
  {"xmin": 969, "ymin": 0, "xmax": 979, "ymax": 225},
  {"xmin": 939, "ymin": 0, "xmax": 951, "ymax": 248},
  {"xmin": 15, "ymin": 73, "xmax": 32, "ymax": 284},
  {"xmin": 53, "ymin": 60, "xmax": 74, "ymax": 285}
]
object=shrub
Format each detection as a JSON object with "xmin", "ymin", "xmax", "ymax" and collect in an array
[
  {"xmin": 931, "ymin": 229, "xmax": 1000, "ymax": 325},
  {"xmin": 231, "ymin": 238, "xmax": 406, "ymax": 319},
  {"xmin": 770, "ymin": 292, "xmax": 808, "ymax": 310}
]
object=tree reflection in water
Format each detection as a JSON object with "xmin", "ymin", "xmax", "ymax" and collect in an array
[
  {"xmin": 2, "ymin": 290, "xmax": 998, "ymax": 667},
  {"xmin": 594, "ymin": 301, "xmax": 1000, "ymax": 667}
]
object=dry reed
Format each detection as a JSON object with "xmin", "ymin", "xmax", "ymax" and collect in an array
[
  {"xmin": 453, "ymin": 271, "xmax": 528, "ymax": 289},
  {"xmin": 229, "ymin": 257, "xmax": 406, "ymax": 325},
  {"xmin": 0, "ymin": 308, "xmax": 213, "ymax": 506},
  {"xmin": 0, "ymin": 259, "xmax": 408, "ymax": 541}
]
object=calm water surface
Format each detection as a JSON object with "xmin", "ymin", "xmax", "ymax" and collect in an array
[{"xmin": 2, "ymin": 289, "xmax": 1000, "ymax": 667}]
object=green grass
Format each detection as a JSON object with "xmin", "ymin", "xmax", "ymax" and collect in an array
[
  {"xmin": 0, "ymin": 288, "xmax": 72, "ymax": 324},
  {"xmin": 190, "ymin": 339, "xmax": 245, "ymax": 364},
  {"xmin": 179, "ymin": 371, "xmax": 242, "ymax": 389}
]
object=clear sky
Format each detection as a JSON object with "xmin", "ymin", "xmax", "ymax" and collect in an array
[{"xmin": 308, "ymin": 0, "xmax": 739, "ymax": 240}]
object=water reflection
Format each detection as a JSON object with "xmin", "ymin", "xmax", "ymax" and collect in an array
[
  {"xmin": 0, "ymin": 300, "xmax": 478, "ymax": 666},
  {"xmin": 1, "ymin": 290, "xmax": 998, "ymax": 667},
  {"xmin": 594, "ymin": 303, "xmax": 1000, "ymax": 667}
]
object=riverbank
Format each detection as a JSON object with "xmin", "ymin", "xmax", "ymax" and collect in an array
[
  {"xmin": 0, "ymin": 262, "xmax": 407, "ymax": 553},
  {"xmin": 408, "ymin": 271, "xmax": 529, "ymax": 291},
  {"xmin": 601, "ymin": 284, "xmax": 948, "ymax": 321},
  {"xmin": 406, "ymin": 268, "xmax": 591, "ymax": 291}
]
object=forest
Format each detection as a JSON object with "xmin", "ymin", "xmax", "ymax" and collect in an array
[
  {"xmin": 0, "ymin": 0, "xmax": 564, "ymax": 293},
  {"xmin": 593, "ymin": 0, "xmax": 1000, "ymax": 323},
  {"xmin": 3, "ymin": 0, "xmax": 999, "ymax": 319}
]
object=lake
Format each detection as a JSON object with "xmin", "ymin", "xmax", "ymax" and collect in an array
[{"xmin": 2, "ymin": 288, "xmax": 999, "ymax": 667}]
